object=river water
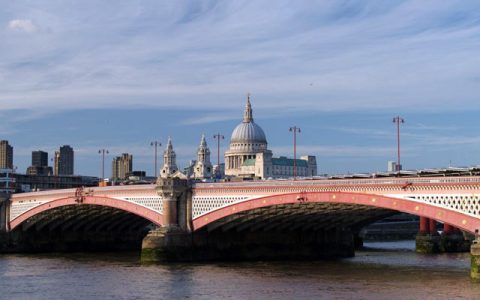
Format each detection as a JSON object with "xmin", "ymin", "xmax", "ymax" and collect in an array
[{"xmin": 1, "ymin": 240, "xmax": 479, "ymax": 299}]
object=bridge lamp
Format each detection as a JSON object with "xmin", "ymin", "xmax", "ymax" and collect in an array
[
  {"xmin": 213, "ymin": 133, "xmax": 224, "ymax": 176},
  {"xmin": 289, "ymin": 126, "xmax": 301, "ymax": 180},
  {"xmin": 98, "ymin": 149, "xmax": 109, "ymax": 183},
  {"xmin": 392, "ymin": 116, "xmax": 405, "ymax": 173},
  {"xmin": 150, "ymin": 141, "xmax": 162, "ymax": 177}
]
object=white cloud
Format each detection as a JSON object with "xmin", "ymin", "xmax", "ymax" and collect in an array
[
  {"xmin": 1, "ymin": 1, "xmax": 480, "ymax": 114},
  {"xmin": 7, "ymin": 19, "xmax": 37, "ymax": 33}
]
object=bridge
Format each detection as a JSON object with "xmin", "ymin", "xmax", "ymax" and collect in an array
[{"xmin": 1, "ymin": 175, "xmax": 480, "ymax": 279}]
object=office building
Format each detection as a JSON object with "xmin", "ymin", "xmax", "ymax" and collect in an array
[
  {"xmin": 27, "ymin": 150, "xmax": 52, "ymax": 176},
  {"xmin": 112, "ymin": 153, "xmax": 133, "ymax": 180},
  {"xmin": 32, "ymin": 150, "xmax": 48, "ymax": 167},
  {"xmin": 0, "ymin": 140, "xmax": 13, "ymax": 169},
  {"xmin": 54, "ymin": 145, "xmax": 74, "ymax": 175}
]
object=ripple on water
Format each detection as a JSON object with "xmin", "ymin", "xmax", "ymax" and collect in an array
[{"xmin": 1, "ymin": 241, "xmax": 480, "ymax": 300}]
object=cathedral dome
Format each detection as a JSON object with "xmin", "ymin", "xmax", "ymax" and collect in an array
[
  {"xmin": 230, "ymin": 95, "xmax": 267, "ymax": 145},
  {"xmin": 231, "ymin": 122, "xmax": 267, "ymax": 144}
]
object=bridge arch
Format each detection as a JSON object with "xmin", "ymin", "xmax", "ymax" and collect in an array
[
  {"xmin": 10, "ymin": 196, "xmax": 163, "ymax": 231},
  {"xmin": 193, "ymin": 191, "xmax": 480, "ymax": 233}
]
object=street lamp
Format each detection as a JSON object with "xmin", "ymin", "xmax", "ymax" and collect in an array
[
  {"xmin": 213, "ymin": 133, "xmax": 224, "ymax": 167},
  {"xmin": 98, "ymin": 149, "xmax": 109, "ymax": 182},
  {"xmin": 289, "ymin": 126, "xmax": 301, "ymax": 180},
  {"xmin": 150, "ymin": 141, "xmax": 161, "ymax": 177},
  {"xmin": 392, "ymin": 116, "xmax": 405, "ymax": 172}
]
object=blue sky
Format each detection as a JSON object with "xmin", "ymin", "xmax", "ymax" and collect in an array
[{"xmin": 1, "ymin": 1, "xmax": 480, "ymax": 177}]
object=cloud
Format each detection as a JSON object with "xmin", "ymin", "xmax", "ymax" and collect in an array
[
  {"xmin": 7, "ymin": 19, "xmax": 37, "ymax": 33},
  {"xmin": 0, "ymin": 1, "xmax": 479, "ymax": 114},
  {"xmin": 180, "ymin": 112, "xmax": 238, "ymax": 125},
  {"xmin": 271, "ymin": 145, "xmax": 397, "ymax": 158}
]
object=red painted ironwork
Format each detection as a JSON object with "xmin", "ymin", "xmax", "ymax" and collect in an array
[{"xmin": 419, "ymin": 216, "xmax": 428, "ymax": 234}]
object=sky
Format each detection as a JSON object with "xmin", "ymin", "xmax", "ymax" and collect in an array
[{"xmin": 1, "ymin": 0, "xmax": 480, "ymax": 177}]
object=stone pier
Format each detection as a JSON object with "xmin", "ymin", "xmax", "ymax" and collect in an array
[
  {"xmin": 415, "ymin": 217, "xmax": 440, "ymax": 253},
  {"xmin": 0, "ymin": 193, "xmax": 11, "ymax": 251},
  {"xmin": 141, "ymin": 176, "xmax": 193, "ymax": 262},
  {"xmin": 440, "ymin": 224, "xmax": 471, "ymax": 253},
  {"xmin": 471, "ymin": 234, "xmax": 480, "ymax": 281}
]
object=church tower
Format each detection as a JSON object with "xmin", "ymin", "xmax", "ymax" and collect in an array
[
  {"xmin": 194, "ymin": 134, "xmax": 213, "ymax": 179},
  {"xmin": 160, "ymin": 137, "xmax": 178, "ymax": 178},
  {"xmin": 224, "ymin": 94, "xmax": 272, "ymax": 178}
]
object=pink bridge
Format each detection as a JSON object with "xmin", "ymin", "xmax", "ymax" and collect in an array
[{"xmin": 7, "ymin": 176, "xmax": 480, "ymax": 235}]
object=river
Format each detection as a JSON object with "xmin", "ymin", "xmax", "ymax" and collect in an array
[{"xmin": 1, "ymin": 240, "xmax": 479, "ymax": 299}]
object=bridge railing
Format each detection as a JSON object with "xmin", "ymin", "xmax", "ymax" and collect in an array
[{"xmin": 195, "ymin": 176, "xmax": 480, "ymax": 189}]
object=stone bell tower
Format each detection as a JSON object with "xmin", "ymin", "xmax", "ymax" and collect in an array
[
  {"xmin": 194, "ymin": 134, "xmax": 213, "ymax": 179},
  {"xmin": 160, "ymin": 137, "xmax": 178, "ymax": 178}
]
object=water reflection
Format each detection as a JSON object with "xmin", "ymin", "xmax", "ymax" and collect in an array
[{"xmin": 1, "ymin": 241, "xmax": 479, "ymax": 300}]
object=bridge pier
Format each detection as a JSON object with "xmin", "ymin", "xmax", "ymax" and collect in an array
[
  {"xmin": 415, "ymin": 217, "xmax": 440, "ymax": 254},
  {"xmin": 0, "ymin": 193, "xmax": 11, "ymax": 251},
  {"xmin": 141, "ymin": 177, "xmax": 193, "ymax": 262},
  {"xmin": 440, "ymin": 224, "xmax": 470, "ymax": 253},
  {"xmin": 471, "ymin": 234, "xmax": 480, "ymax": 281}
]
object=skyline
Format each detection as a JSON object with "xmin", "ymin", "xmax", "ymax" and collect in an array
[
  {"xmin": 1, "ymin": 1, "xmax": 480, "ymax": 176},
  {"xmin": 3, "ymin": 105, "xmax": 480, "ymax": 178}
]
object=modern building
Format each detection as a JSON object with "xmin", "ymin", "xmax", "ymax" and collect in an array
[
  {"xmin": 387, "ymin": 161, "xmax": 401, "ymax": 172},
  {"xmin": 112, "ymin": 153, "xmax": 133, "ymax": 181},
  {"xmin": 0, "ymin": 140, "xmax": 13, "ymax": 169},
  {"xmin": 160, "ymin": 137, "xmax": 179, "ymax": 178},
  {"xmin": 213, "ymin": 163, "xmax": 225, "ymax": 179},
  {"xmin": 0, "ymin": 168, "xmax": 15, "ymax": 193},
  {"xmin": 32, "ymin": 150, "xmax": 48, "ymax": 167},
  {"xmin": 54, "ymin": 145, "xmax": 74, "ymax": 176},
  {"xmin": 224, "ymin": 96, "xmax": 317, "ymax": 179},
  {"xmin": 14, "ymin": 174, "xmax": 99, "ymax": 193},
  {"xmin": 27, "ymin": 150, "xmax": 52, "ymax": 176},
  {"xmin": 193, "ymin": 134, "xmax": 213, "ymax": 179},
  {"xmin": 387, "ymin": 161, "xmax": 397, "ymax": 172}
]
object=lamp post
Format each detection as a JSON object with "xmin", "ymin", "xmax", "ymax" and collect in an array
[
  {"xmin": 98, "ymin": 149, "xmax": 109, "ymax": 182},
  {"xmin": 392, "ymin": 116, "xmax": 405, "ymax": 172},
  {"xmin": 289, "ymin": 126, "xmax": 301, "ymax": 180},
  {"xmin": 213, "ymin": 133, "xmax": 224, "ymax": 167},
  {"xmin": 150, "ymin": 141, "xmax": 161, "ymax": 177}
]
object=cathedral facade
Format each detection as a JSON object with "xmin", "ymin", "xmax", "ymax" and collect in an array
[
  {"xmin": 160, "ymin": 96, "xmax": 317, "ymax": 180},
  {"xmin": 224, "ymin": 96, "xmax": 317, "ymax": 179}
]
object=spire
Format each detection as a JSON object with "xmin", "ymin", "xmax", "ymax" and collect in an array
[
  {"xmin": 199, "ymin": 134, "xmax": 207, "ymax": 148},
  {"xmin": 161, "ymin": 136, "xmax": 178, "ymax": 178},
  {"xmin": 194, "ymin": 134, "xmax": 212, "ymax": 179},
  {"xmin": 243, "ymin": 93, "xmax": 253, "ymax": 123},
  {"xmin": 166, "ymin": 136, "xmax": 173, "ymax": 151}
]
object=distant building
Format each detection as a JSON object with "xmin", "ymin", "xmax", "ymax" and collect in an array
[
  {"xmin": 193, "ymin": 134, "xmax": 213, "ymax": 179},
  {"xmin": 54, "ymin": 145, "xmax": 74, "ymax": 175},
  {"xmin": 387, "ymin": 161, "xmax": 396, "ymax": 172},
  {"xmin": 224, "ymin": 96, "xmax": 317, "ymax": 179},
  {"xmin": 14, "ymin": 174, "xmax": 98, "ymax": 193},
  {"xmin": 26, "ymin": 166, "xmax": 53, "ymax": 176},
  {"xmin": 0, "ymin": 168, "xmax": 15, "ymax": 193},
  {"xmin": 0, "ymin": 140, "xmax": 13, "ymax": 169},
  {"xmin": 32, "ymin": 150, "xmax": 48, "ymax": 167},
  {"xmin": 213, "ymin": 163, "xmax": 225, "ymax": 179},
  {"xmin": 388, "ymin": 161, "xmax": 401, "ymax": 172},
  {"xmin": 160, "ymin": 137, "xmax": 179, "ymax": 178},
  {"xmin": 112, "ymin": 153, "xmax": 133, "ymax": 180},
  {"xmin": 27, "ymin": 150, "xmax": 52, "ymax": 176},
  {"xmin": 122, "ymin": 171, "xmax": 156, "ymax": 184},
  {"xmin": 183, "ymin": 160, "xmax": 197, "ymax": 178}
]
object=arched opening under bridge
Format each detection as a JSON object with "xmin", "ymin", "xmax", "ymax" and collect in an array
[{"xmin": 9, "ymin": 196, "xmax": 163, "ymax": 252}]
